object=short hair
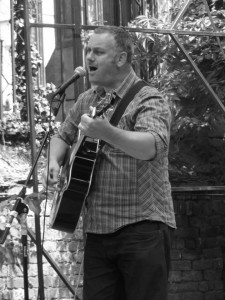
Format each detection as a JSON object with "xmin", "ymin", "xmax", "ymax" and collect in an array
[{"xmin": 94, "ymin": 26, "xmax": 134, "ymax": 63}]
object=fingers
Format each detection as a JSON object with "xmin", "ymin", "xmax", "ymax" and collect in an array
[
  {"xmin": 78, "ymin": 122, "xmax": 84, "ymax": 134},
  {"xmin": 78, "ymin": 109, "xmax": 108, "ymax": 139},
  {"xmin": 89, "ymin": 106, "xmax": 96, "ymax": 117},
  {"xmin": 41, "ymin": 175, "xmax": 58, "ymax": 192},
  {"xmin": 41, "ymin": 165, "xmax": 59, "ymax": 191},
  {"xmin": 78, "ymin": 113, "xmax": 89, "ymax": 133}
]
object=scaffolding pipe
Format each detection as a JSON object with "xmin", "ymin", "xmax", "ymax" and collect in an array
[
  {"xmin": 0, "ymin": 40, "xmax": 2, "ymax": 119},
  {"xmin": 10, "ymin": 0, "xmax": 16, "ymax": 111},
  {"xmin": 30, "ymin": 22, "xmax": 225, "ymax": 37},
  {"xmin": 23, "ymin": 0, "xmax": 45, "ymax": 299}
]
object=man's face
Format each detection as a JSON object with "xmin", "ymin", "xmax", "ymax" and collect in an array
[{"xmin": 86, "ymin": 32, "xmax": 120, "ymax": 88}]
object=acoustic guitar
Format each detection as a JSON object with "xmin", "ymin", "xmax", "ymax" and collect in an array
[{"xmin": 49, "ymin": 92, "xmax": 115, "ymax": 233}]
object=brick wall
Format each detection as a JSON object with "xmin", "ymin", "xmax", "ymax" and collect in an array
[
  {"xmin": 1, "ymin": 188, "xmax": 225, "ymax": 300},
  {"xmin": 0, "ymin": 199, "xmax": 84, "ymax": 300},
  {"xmin": 168, "ymin": 188, "xmax": 225, "ymax": 300}
]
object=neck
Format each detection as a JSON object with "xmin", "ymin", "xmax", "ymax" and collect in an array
[{"xmin": 104, "ymin": 65, "xmax": 132, "ymax": 92}]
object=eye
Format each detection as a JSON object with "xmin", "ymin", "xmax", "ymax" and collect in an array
[{"xmin": 94, "ymin": 49, "xmax": 104, "ymax": 55}]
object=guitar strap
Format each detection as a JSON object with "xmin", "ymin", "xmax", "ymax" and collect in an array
[
  {"xmin": 100, "ymin": 80, "xmax": 149, "ymax": 149},
  {"xmin": 109, "ymin": 80, "xmax": 149, "ymax": 127}
]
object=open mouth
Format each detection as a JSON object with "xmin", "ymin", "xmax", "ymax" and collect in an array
[{"xmin": 89, "ymin": 66, "xmax": 98, "ymax": 72}]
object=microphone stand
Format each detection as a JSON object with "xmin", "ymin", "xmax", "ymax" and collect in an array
[
  {"xmin": 17, "ymin": 201, "xmax": 30, "ymax": 300},
  {"xmin": 0, "ymin": 90, "xmax": 67, "ymax": 299},
  {"xmin": 0, "ymin": 194, "xmax": 29, "ymax": 299}
]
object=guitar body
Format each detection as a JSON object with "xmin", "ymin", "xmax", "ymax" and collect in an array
[{"xmin": 49, "ymin": 136, "xmax": 99, "ymax": 233}]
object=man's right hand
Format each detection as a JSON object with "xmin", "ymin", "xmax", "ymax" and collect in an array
[{"xmin": 41, "ymin": 160, "xmax": 60, "ymax": 191}]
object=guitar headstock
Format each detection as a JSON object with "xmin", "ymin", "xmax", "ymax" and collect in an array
[{"xmin": 95, "ymin": 90, "xmax": 117, "ymax": 118}]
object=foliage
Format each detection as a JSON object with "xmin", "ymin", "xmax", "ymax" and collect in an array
[
  {"xmin": 0, "ymin": 0, "xmax": 59, "ymax": 269},
  {"xmin": 129, "ymin": 0, "xmax": 225, "ymax": 185},
  {"xmin": 0, "ymin": 0, "xmax": 59, "ymax": 145},
  {"xmin": 1, "ymin": 83, "xmax": 59, "ymax": 149}
]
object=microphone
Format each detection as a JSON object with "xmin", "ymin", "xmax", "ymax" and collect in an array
[{"xmin": 52, "ymin": 66, "xmax": 86, "ymax": 97}]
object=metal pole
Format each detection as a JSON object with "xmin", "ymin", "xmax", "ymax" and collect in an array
[
  {"xmin": 36, "ymin": 0, "xmax": 45, "ymax": 86},
  {"xmin": 23, "ymin": 0, "xmax": 45, "ymax": 299},
  {"xmin": 30, "ymin": 22, "xmax": 225, "ymax": 37},
  {"xmin": 0, "ymin": 40, "xmax": 2, "ymax": 119},
  {"xmin": 10, "ymin": 0, "xmax": 16, "ymax": 111}
]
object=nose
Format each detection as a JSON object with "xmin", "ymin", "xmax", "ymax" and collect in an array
[{"xmin": 86, "ymin": 50, "xmax": 94, "ymax": 62}]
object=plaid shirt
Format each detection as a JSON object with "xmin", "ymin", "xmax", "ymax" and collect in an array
[{"xmin": 56, "ymin": 69, "xmax": 176, "ymax": 233}]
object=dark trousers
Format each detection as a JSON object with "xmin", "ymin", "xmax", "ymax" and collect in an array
[{"xmin": 83, "ymin": 221, "xmax": 174, "ymax": 300}]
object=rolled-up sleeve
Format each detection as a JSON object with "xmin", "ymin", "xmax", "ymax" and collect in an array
[
  {"xmin": 127, "ymin": 86, "xmax": 171, "ymax": 158},
  {"xmin": 55, "ymin": 97, "xmax": 83, "ymax": 146}
]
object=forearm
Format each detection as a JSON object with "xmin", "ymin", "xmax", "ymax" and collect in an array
[
  {"xmin": 48, "ymin": 136, "xmax": 70, "ymax": 166},
  {"xmin": 102, "ymin": 126, "xmax": 156, "ymax": 160},
  {"xmin": 79, "ymin": 113, "xmax": 156, "ymax": 160}
]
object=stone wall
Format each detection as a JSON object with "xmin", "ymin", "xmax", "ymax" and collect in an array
[{"xmin": 1, "ymin": 188, "xmax": 225, "ymax": 300}]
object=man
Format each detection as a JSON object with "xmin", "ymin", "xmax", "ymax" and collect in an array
[{"xmin": 42, "ymin": 26, "xmax": 176, "ymax": 300}]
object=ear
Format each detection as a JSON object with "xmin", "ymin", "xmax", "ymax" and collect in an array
[{"xmin": 116, "ymin": 52, "xmax": 127, "ymax": 67}]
